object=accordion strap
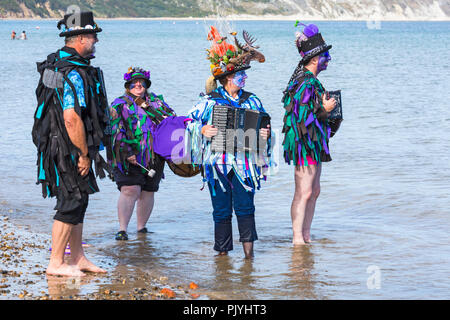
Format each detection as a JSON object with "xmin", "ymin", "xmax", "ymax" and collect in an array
[{"xmin": 209, "ymin": 90, "xmax": 253, "ymax": 107}]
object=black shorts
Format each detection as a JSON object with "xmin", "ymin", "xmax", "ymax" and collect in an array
[
  {"xmin": 113, "ymin": 155, "xmax": 165, "ymax": 192},
  {"xmin": 53, "ymin": 192, "xmax": 89, "ymax": 225}
]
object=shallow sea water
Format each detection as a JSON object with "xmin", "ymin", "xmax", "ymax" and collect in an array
[{"xmin": 0, "ymin": 19, "xmax": 449, "ymax": 299}]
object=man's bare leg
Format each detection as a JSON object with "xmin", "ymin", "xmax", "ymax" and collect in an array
[
  {"xmin": 302, "ymin": 164, "xmax": 321, "ymax": 243},
  {"xmin": 291, "ymin": 165, "xmax": 319, "ymax": 245},
  {"xmin": 46, "ymin": 220, "xmax": 85, "ymax": 277},
  {"xmin": 68, "ymin": 223, "xmax": 106, "ymax": 273}
]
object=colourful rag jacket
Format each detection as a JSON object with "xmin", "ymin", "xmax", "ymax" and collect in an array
[
  {"xmin": 186, "ymin": 86, "xmax": 273, "ymax": 195},
  {"xmin": 282, "ymin": 68, "xmax": 331, "ymax": 167},
  {"xmin": 32, "ymin": 46, "xmax": 112, "ymax": 201},
  {"xmin": 108, "ymin": 92, "xmax": 175, "ymax": 173}
]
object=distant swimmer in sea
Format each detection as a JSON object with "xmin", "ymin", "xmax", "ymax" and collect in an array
[
  {"xmin": 19, "ymin": 30, "xmax": 27, "ymax": 40},
  {"xmin": 108, "ymin": 67, "xmax": 175, "ymax": 241},
  {"xmin": 281, "ymin": 22, "xmax": 337, "ymax": 245},
  {"xmin": 32, "ymin": 11, "xmax": 111, "ymax": 277},
  {"xmin": 11, "ymin": 31, "xmax": 16, "ymax": 40}
]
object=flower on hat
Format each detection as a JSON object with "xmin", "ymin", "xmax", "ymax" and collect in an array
[
  {"xmin": 123, "ymin": 67, "xmax": 150, "ymax": 81},
  {"xmin": 206, "ymin": 26, "xmax": 240, "ymax": 76},
  {"xmin": 124, "ymin": 72, "xmax": 132, "ymax": 81}
]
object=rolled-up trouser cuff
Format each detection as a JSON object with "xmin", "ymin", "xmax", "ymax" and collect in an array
[
  {"xmin": 237, "ymin": 214, "xmax": 258, "ymax": 243},
  {"xmin": 214, "ymin": 221, "xmax": 233, "ymax": 252}
]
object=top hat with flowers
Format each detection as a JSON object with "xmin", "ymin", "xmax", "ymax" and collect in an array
[{"xmin": 205, "ymin": 26, "xmax": 265, "ymax": 93}]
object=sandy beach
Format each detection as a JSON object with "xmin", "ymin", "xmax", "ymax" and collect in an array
[{"xmin": 0, "ymin": 210, "xmax": 201, "ymax": 300}]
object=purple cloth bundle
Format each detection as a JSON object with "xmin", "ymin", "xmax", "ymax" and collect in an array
[{"xmin": 152, "ymin": 116, "xmax": 192, "ymax": 162}]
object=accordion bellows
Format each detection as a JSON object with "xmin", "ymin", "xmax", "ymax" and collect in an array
[
  {"xmin": 326, "ymin": 90, "xmax": 343, "ymax": 137},
  {"xmin": 211, "ymin": 105, "xmax": 271, "ymax": 154}
]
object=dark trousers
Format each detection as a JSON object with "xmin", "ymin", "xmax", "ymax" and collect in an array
[
  {"xmin": 207, "ymin": 170, "xmax": 258, "ymax": 252},
  {"xmin": 53, "ymin": 192, "xmax": 89, "ymax": 225}
]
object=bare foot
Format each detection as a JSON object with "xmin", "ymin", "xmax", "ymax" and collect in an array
[
  {"xmin": 71, "ymin": 256, "xmax": 106, "ymax": 273},
  {"xmin": 292, "ymin": 239, "xmax": 308, "ymax": 246},
  {"xmin": 46, "ymin": 263, "xmax": 85, "ymax": 277}
]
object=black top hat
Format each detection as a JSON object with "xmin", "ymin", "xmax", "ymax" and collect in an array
[
  {"xmin": 297, "ymin": 33, "xmax": 332, "ymax": 65},
  {"xmin": 57, "ymin": 11, "xmax": 102, "ymax": 37}
]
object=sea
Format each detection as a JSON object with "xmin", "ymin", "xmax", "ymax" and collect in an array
[{"xmin": 0, "ymin": 19, "xmax": 449, "ymax": 299}]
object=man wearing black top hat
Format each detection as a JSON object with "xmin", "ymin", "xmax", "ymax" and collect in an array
[
  {"xmin": 33, "ymin": 11, "xmax": 111, "ymax": 276},
  {"xmin": 281, "ymin": 22, "xmax": 337, "ymax": 245}
]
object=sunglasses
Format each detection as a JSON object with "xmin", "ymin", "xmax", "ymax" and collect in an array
[{"xmin": 129, "ymin": 80, "xmax": 148, "ymax": 89}]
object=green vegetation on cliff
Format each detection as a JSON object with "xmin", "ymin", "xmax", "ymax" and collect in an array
[{"xmin": 0, "ymin": 0, "xmax": 213, "ymax": 18}]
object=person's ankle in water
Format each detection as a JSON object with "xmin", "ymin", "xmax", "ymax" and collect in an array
[{"xmin": 243, "ymin": 242, "xmax": 254, "ymax": 259}]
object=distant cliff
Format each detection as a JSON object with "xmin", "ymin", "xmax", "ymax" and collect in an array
[{"xmin": 1, "ymin": 0, "xmax": 448, "ymax": 20}]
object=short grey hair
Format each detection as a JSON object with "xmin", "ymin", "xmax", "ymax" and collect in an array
[{"xmin": 64, "ymin": 35, "xmax": 78, "ymax": 45}]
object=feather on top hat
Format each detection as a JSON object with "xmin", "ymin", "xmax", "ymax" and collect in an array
[
  {"xmin": 123, "ymin": 67, "xmax": 151, "ymax": 89},
  {"xmin": 57, "ymin": 11, "xmax": 102, "ymax": 37},
  {"xmin": 295, "ymin": 21, "xmax": 332, "ymax": 65}
]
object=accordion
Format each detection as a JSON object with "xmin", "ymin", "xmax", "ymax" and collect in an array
[
  {"xmin": 211, "ymin": 105, "xmax": 271, "ymax": 153},
  {"xmin": 327, "ymin": 90, "xmax": 343, "ymax": 137}
]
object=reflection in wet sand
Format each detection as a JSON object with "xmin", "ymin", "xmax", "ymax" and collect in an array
[
  {"xmin": 201, "ymin": 255, "xmax": 258, "ymax": 299},
  {"xmin": 46, "ymin": 275, "xmax": 90, "ymax": 299},
  {"xmin": 287, "ymin": 245, "xmax": 317, "ymax": 299}
]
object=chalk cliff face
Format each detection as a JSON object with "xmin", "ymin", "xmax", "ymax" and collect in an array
[
  {"xmin": 1, "ymin": 0, "xmax": 448, "ymax": 20},
  {"xmin": 230, "ymin": 0, "xmax": 450, "ymax": 20}
]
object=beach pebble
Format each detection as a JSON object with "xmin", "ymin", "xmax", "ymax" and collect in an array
[
  {"xmin": 160, "ymin": 288, "xmax": 176, "ymax": 299},
  {"xmin": 189, "ymin": 282, "xmax": 199, "ymax": 289}
]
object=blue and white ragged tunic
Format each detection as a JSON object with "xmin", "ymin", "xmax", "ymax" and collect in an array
[{"xmin": 185, "ymin": 86, "xmax": 273, "ymax": 195}]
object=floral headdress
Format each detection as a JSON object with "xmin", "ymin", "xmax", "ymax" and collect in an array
[{"xmin": 205, "ymin": 26, "xmax": 265, "ymax": 94}]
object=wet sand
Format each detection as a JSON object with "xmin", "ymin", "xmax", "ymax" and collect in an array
[{"xmin": 0, "ymin": 213, "xmax": 201, "ymax": 300}]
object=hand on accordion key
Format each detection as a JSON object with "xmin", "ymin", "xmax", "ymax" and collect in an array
[
  {"xmin": 259, "ymin": 124, "xmax": 271, "ymax": 140},
  {"xmin": 201, "ymin": 124, "xmax": 219, "ymax": 138},
  {"xmin": 323, "ymin": 93, "xmax": 337, "ymax": 113}
]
